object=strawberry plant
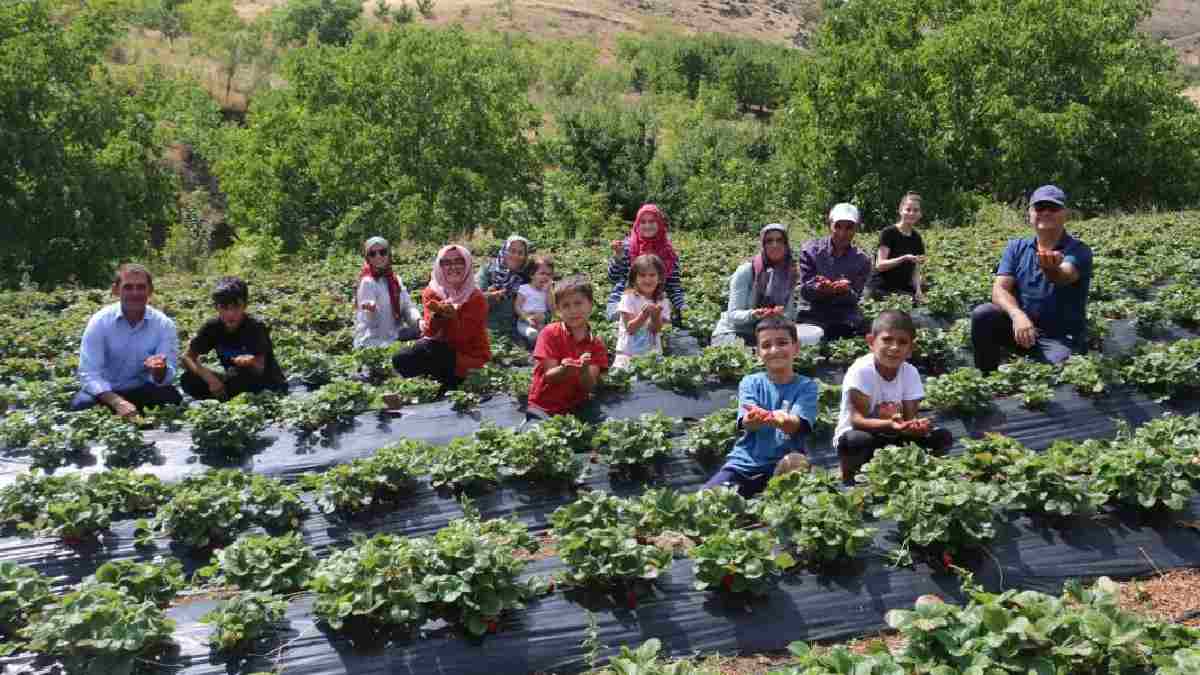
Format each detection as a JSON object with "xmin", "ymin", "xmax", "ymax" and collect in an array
[
  {"xmin": 759, "ymin": 470, "xmax": 876, "ymax": 566},
  {"xmin": 460, "ymin": 363, "xmax": 520, "ymax": 397},
  {"xmin": 415, "ymin": 515, "xmax": 538, "ymax": 636},
  {"xmin": 201, "ymin": 591, "xmax": 289, "ymax": 654},
  {"xmin": 278, "ymin": 347, "xmax": 336, "ymax": 386},
  {"xmin": 628, "ymin": 487, "xmax": 693, "ymax": 536},
  {"xmin": 684, "ymin": 404, "xmax": 738, "ymax": 460},
  {"xmin": 186, "ymin": 393, "xmax": 270, "ymax": 454},
  {"xmin": 199, "ymin": 532, "xmax": 316, "ymax": 593},
  {"xmin": 823, "ymin": 338, "xmax": 869, "ymax": 367},
  {"xmin": 883, "ymin": 576, "xmax": 1200, "ymax": 675},
  {"xmin": 951, "ymin": 433, "xmax": 1028, "ymax": 483},
  {"xmin": 699, "ymin": 343, "xmax": 757, "ymax": 383},
  {"xmin": 353, "ymin": 344, "xmax": 398, "ymax": 383},
  {"xmin": 689, "ymin": 529, "xmax": 795, "ymax": 596},
  {"xmin": 428, "ymin": 437, "xmax": 501, "ymax": 492},
  {"xmin": 84, "ymin": 469, "xmax": 170, "ymax": 516},
  {"xmin": 557, "ymin": 523, "xmax": 673, "ymax": 597},
  {"xmin": 448, "ymin": 389, "xmax": 481, "ymax": 412},
  {"xmin": 987, "ymin": 358, "xmax": 1056, "ymax": 396},
  {"xmin": 595, "ymin": 364, "xmax": 635, "ymax": 394},
  {"xmin": 139, "ymin": 469, "xmax": 304, "ymax": 549},
  {"xmin": 309, "ymin": 534, "xmax": 427, "ymax": 634},
  {"xmin": 284, "ymin": 379, "xmax": 374, "ymax": 433},
  {"xmin": 910, "ymin": 327, "xmax": 961, "ymax": 374},
  {"xmin": 605, "ymin": 638, "xmax": 717, "ymax": 675},
  {"xmin": 535, "ymin": 413, "xmax": 594, "ymax": 452},
  {"xmin": 630, "ymin": 354, "xmax": 706, "ymax": 393},
  {"xmin": 300, "ymin": 440, "xmax": 425, "ymax": 515},
  {"xmin": 772, "ymin": 642, "xmax": 902, "ymax": 674},
  {"xmin": 84, "ymin": 557, "xmax": 186, "ymax": 606},
  {"xmin": 874, "ymin": 478, "xmax": 1002, "ymax": 568},
  {"xmin": 550, "ymin": 490, "xmax": 631, "ymax": 536},
  {"xmin": 499, "ymin": 422, "xmax": 585, "ymax": 482},
  {"xmin": 0, "ymin": 471, "xmax": 83, "ymax": 531},
  {"xmin": 855, "ymin": 443, "xmax": 951, "ymax": 504},
  {"xmin": 1005, "ymin": 444, "xmax": 1108, "ymax": 517},
  {"xmin": 139, "ymin": 472, "xmax": 249, "ymax": 550},
  {"xmin": 376, "ymin": 375, "xmax": 442, "ymax": 407},
  {"xmin": 791, "ymin": 344, "xmax": 825, "ymax": 375},
  {"xmin": 0, "ymin": 562, "xmax": 51, "ymax": 646},
  {"xmin": 241, "ymin": 472, "xmax": 308, "ymax": 532},
  {"xmin": 20, "ymin": 583, "xmax": 176, "ymax": 675},
  {"xmin": 43, "ymin": 492, "xmax": 112, "ymax": 542},
  {"xmin": 594, "ymin": 412, "xmax": 676, "ymax": 474},
  {"xmin": 923, "ymin": 367, "xmax": 998, "ymax": 416},
  {"xmin": 1017, "ymin": 382, "xmax": 1054, "ymax": 409},
  {"xmin": 92, "ymin": 413, "xmax": 155, "ymax": 467},
  {"xmin": 687, "ymin": 485, "xmax": 756, "ymax": 539},
  {"xmin": 1090, "ymin": 433, "xmax": 1200, "ymax": 511},
  {"xmin": 1124, "ymin": 338, "xmax": 1200, "ymax": 400},
  {"xmin": 1158, "ymin": 282, "xmax": 1200, "ymax": 327},
  {"xmin": 1057, "ymin": 353, "xmax": 1119, "ymax": 396},
  {"xmin": 25, "ymin": 425, "xmax": 89, "ymax": 469},
  {"xmin": 813, "ymin": 382, "xmax": 841, "ymax": 435}
]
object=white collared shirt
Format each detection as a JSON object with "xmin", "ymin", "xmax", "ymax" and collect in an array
[{"xmin": 77, "ymin": 303, "xmax": 178, "ymax": 396}]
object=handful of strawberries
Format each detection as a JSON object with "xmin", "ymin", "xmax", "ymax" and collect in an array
[
  {"xmin": 894, "ymin": 415, "xmax": 932, "ymax": 436},
  {"xmin": 814, "ymin": 275, "xmax": 851, "ymax": 294},
  {"xmin": 743, "ymin": 404, "xmax": 778, "ymax": 426}
]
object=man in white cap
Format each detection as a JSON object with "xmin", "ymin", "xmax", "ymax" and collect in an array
[
  {"xmin": 971, "ymin": 184, "xmax": 1093, "ymax": 372},
  {"xmin": 795, "ymin": 203, "xmax": 872, "ymax": 341}
]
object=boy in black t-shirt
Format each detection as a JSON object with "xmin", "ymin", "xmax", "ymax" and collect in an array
[{"xmin": 181, "ymin": 277, "xmax": 288, "ymax": 400}]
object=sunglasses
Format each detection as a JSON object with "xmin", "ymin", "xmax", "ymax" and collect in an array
[
  {"xmin": 367, "ymin": 248, "xmax": 390, "ymax": 258},
  {"xmin": 439, "ymin": 258, "xmax": 467, "ymax": 268},
  {"xmin": 1032, "ymin": 203, "xmax": 1063, "ymax": 213}
]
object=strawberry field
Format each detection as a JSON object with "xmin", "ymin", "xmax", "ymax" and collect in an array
[{"xmin": 2, "ymin": 212, "xmax": 1200, "ymax": 673}]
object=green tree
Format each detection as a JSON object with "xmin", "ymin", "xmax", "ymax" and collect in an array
[
  {"xmin": 182, "ymin": 0, "xmax": 269, "ymax": 102},
  {"xmin": 272, "ymin": 0, "xmax": 362, "ymax": 46},
  {"xmin": 775, "ymin": 0, "xmax": 1200, "ymax": 225},
  {"xmin": 550, "ymin": 100, "xmax": 658, "ymax": 219},
  {"xmin": 213, "ymin": 25, "xmax": 539, "ymax": 251},
  {"xmin": 0, "ymin": 1, "xmax": 174, "ymax": 288}
]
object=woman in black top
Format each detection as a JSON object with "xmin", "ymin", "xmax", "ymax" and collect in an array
[{"xmin": 868, "ymin": 191, "xmax": 927, "ymax": 302}]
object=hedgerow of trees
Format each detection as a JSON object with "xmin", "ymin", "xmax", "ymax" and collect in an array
[
  {"xmin": 774, "ymin": 0, "xmax": 1200, "ymax": 224},
  {"xmin": 0, "ymin": 2, "xmax": 175, "ymax": 288},
  {"xmin": 213, "ymin": 26, "xmax": 540, "ymax": 251},
  {"xmin": 5, "ymin": 0, "xmax": 1200, "ymax": 287}
]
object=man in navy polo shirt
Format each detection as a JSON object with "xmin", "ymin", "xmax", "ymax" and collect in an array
[{"xmin": 970, "ymin": 185, "xmax": 1093, "ymax": 373}]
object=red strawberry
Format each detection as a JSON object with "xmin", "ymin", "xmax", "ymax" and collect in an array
[
  {"xmin": 636, "ymin": 536, "xmax": 647, "ymax": 545},
  {"xmin": 721, "ymin": 574, "xmax": 734, "ymax": 591},
  {"xmin": 546, "ymin": 580, "xmax": 556, "ymax": 593},
  {"xmin": 626, "ymin": 589, "xmax": 638, "ymax": 609},
  {"xmin": 942, "ymin": 552, "xmax": 954, "ymax": 569},
  {"xmin": 486, "ymin": 619, "xmax": 498, "ymax": 634}
]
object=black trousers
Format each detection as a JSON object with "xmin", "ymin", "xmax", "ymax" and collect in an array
[
  {"xmin": 970, "ymin": 303, "xmax": 1081, "ymax": 373},
  {"xmin": 836, "ymin": 427, "xmax": 954, "ymax": 483},
  {"xmin": 392, "ymin": 338, "xmax": 460, "ymax": 390},
  {"xmin": 180, "ymin": 370, "xmax": 287, "ymax": 400},
  {"xmin": 70, "ymin": 383, "xmax": 182, "ymax": 411}
]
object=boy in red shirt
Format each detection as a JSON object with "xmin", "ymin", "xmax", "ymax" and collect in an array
[{"xmin": 527, "ymin": 275, "xmax": 609, "ymax": 417}]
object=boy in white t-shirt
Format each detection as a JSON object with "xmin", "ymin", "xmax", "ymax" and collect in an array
[{"xmin": 832, "ymin": 310, "xmax": 953, "ymax": 483}]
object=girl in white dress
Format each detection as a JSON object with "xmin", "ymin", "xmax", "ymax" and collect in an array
[
  {"xmin": 514, "ymin": 256, "xmax": 555, "ymax": 348},
  {"xmin": 353, "ymin": 236, "xmax": 422, "ymax": 349}
]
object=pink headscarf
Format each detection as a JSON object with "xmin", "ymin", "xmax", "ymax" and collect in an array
[
  {"xmin": 626, "ymin": 204, "xmax": 678, "ymax": 278},
  {"xmin": 428, "ymin": 244, "xmax": 477, "ymax": 307}
]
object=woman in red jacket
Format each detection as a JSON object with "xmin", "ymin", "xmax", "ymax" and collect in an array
[{"xmin": 391, "ymin": 244, "xmax": 491, "ymax": 391}]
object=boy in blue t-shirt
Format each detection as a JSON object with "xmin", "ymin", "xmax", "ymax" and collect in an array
[{"xmin": 702, "ymin": 316, "xmax": 819, "ymax": 497}]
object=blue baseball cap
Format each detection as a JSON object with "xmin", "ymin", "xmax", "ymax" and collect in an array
[{"xmin": 1030, "ymin": 184, "xmax": 1067, "ymax": 207}]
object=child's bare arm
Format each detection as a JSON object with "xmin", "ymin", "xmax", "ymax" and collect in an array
[
  {"xmin": 848, "ymin": 390, "xmax": 900, "ymax": 433},
  {"xmin": 901, "ymin": 400, "xmax": 921, "ymax": 420}
]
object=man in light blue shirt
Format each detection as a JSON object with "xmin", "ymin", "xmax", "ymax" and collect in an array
[{"xmin": 72, "ymin": 263, "xmax": 182, "ymax": 417}]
